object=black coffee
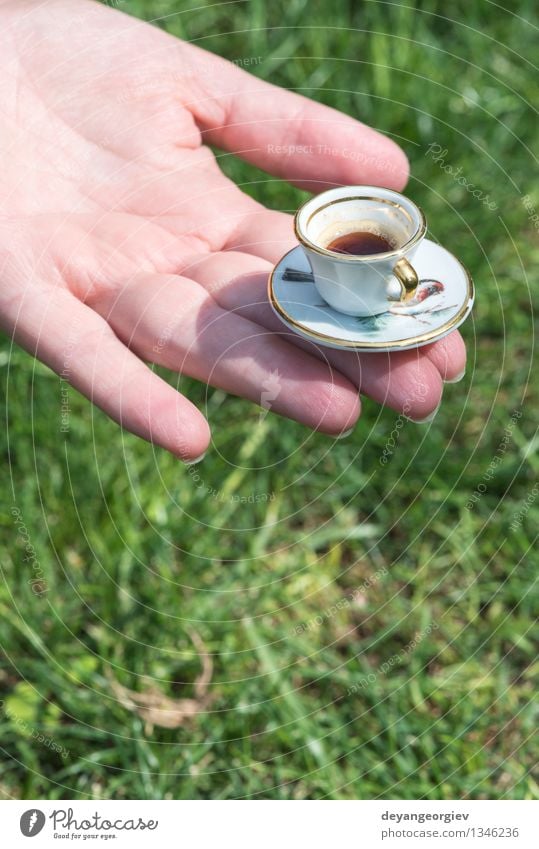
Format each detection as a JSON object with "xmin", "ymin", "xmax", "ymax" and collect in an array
[{"xmin": 326, "ymin": 230, "xmax": 394, "ymax": 255}]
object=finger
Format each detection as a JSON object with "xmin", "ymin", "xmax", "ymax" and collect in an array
[
  {"xmin": 226, "ymin": 206, "xmax": 300, "ymax": 264},
  {"xmin": 4, "ymin": 286, "xmax": 210, "ymax": 461},
  {"xmin": 92, "ymin": 273, "xmax": 361, "ymax": 436},
  {"xmin": 180, "ymin": 42, "xmax": 409, "ymax": 192},
  {"xmin": 184, "ymin": 251, "xmax": 444, "ymax": 421},
  {"xmin": 422, "ymin": 330, "xmax": 467, "ymax": 383}
]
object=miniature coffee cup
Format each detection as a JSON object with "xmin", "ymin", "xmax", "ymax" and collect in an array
[{"xmin": 294, "ymin": 186, "xmax": 427, "ymax": 316}]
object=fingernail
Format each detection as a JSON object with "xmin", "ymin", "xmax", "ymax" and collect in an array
[
  {"xmin": 405, "ymin": 402, "xmax": 441, "ymax": 424},
  {"xmin": 445, "ymin": 368, "xmax": 466, "ymax": 384},
  {"xmin": 184, "ymin": 452, "xmax": 206, "ymax": 466},
  {"xmin": 334, "ymin": 427, "xmax": 355, "ymax": 440}
]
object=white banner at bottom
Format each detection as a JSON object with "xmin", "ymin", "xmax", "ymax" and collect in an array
[{"xmin": 1, "ymin": 799, "xmax": 536, "ymax": 848}]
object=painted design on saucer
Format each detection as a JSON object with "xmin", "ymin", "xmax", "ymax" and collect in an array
[
  {"xmin": 307, "ymin": 280, "xmax": 457, "ymax": 331},
  {"xmin": 269, "ymin": 240, "xmax": 474, "ymax": 352},
  {"xmin": 352, "ymin": 280, "xmax": 458, "ymax": 332}
]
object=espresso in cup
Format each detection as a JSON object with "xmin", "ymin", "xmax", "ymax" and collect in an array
[
  {"xmin": 294, "ymin": 187, "xmax": 427, "ymax": 316},
  {"xmin": 324, "ymin": 224, "xmax": 398, "ymax": 256}
]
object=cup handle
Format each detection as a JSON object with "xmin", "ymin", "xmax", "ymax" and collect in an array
[{"xmin": 393, "ymin": 258, "xmax": 419, "ymax": 302}]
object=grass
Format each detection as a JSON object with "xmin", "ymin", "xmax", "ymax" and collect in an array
[{"xmin": 1, "ymin": 0, "xmax": 538, "ymax": 800}]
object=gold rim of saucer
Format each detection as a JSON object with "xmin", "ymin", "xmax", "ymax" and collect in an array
[
  {"xmin": 294, "ymin": 195, "xmax": 427, "ymax": 262},
  {"xmin": 268, "ymin": 244, "xmax": 474, "ymax": 351}
]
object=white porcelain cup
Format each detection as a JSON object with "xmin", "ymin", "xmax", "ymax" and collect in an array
[{"xmin": 294, "ymin": 186, "xmax": 427, "ymax": 316}]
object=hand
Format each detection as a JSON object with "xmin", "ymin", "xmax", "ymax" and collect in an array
[{"xmin": 0, "ymin": 0, "xmax": 466, "ymax": 461}]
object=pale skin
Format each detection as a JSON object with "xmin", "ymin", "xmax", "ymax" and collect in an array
[{"xmin": 0, "ymin": 0, "xmax": 466, "ymax": 462}]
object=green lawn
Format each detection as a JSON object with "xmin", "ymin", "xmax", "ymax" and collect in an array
[{"xmin": 1, "ymin": 0, "xmax": 537, "ymax": 800}]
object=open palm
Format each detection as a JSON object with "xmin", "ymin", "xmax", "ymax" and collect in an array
[{"xmin": 0, "ymin": 0, "xmax": 465, "ymax": 460}]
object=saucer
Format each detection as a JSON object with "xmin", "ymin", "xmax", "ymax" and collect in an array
[{"xmin": 268, "ymin": 239, "xmax": 474, "ymax": 352}]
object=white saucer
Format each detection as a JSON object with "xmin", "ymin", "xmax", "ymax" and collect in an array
[{"xmin": 268, "ymin": 239, "xmax": 474, "ymax": 352}]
